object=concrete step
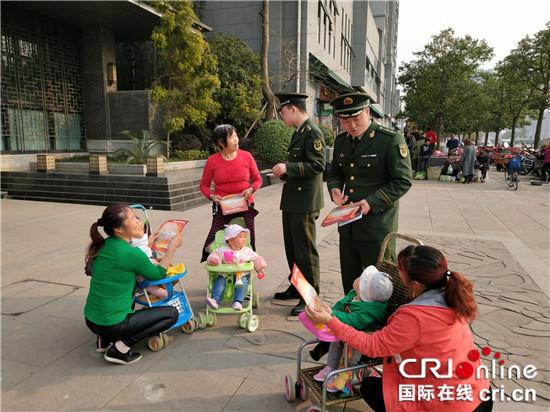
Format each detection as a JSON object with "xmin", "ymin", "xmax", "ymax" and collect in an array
[{"xmin": 0, "ymin": 171, "xmax": 208, "ymax": 211}]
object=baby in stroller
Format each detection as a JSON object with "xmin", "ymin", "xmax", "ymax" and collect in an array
[
  {"xmin": 312, "ymin": 266, "xmax": 393, "ymax": 392},
  {"xmin": 205, "ymin": 224, "xmax": 266, "ymax": 311},
  {"xmin": 130, "ymin": 221, "xmax": 168, "ymax": 300}
]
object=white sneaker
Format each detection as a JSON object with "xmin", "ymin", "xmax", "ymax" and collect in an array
[
  {"xmin": 205, "ymin": 297, "xmax": 219, "ymax": 309},
  {"xmin": 313, "ymin": 365, "xmax": 334, "ymax": 382},
  {"xmin": 232, "ymin": 301, "xmax": 242, "ymax": 311}
]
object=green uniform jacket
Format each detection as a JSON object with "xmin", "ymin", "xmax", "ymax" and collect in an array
[
  {"xmin": 84, "ymin": 237, "xmax": 167, "ymax": 326},
  {"xmin": 280, "ymin": 117, "xmax": 326, "ymax": 213},
  {"xmin": 331, "ymin": 289, "xmax": 388, "ymax": 332},
  {"xmin": 327, "ymin": 121, "xmax": 412, "ymax": 241}
]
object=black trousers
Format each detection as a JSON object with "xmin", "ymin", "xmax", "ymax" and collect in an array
[
  {"xmin": 86, "ymin": 306, "xmax": 178, "ymax": 347},
  {"xmin": 360, "ymin": 377, "xmax": 494, "ymax": 412}
]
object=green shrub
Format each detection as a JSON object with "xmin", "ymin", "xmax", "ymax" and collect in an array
[
  {"xmin": 318, "ymin": 124, "xmax": 335, "ymax": 147},
  {"xmin": 174, "ymin": 149, "xmax": 210, "ymax": 161},
  {"xmin": 254, "ymin": 120, "xmax": 294, "ymax": 162}
]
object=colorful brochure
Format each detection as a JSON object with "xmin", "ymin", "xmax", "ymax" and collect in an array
[
  {"xmin": 290, "ymin": 264, "xmax": 320, "ymax": 308},
  {"xmin": 321, "ymin": 204, "xmax": 362, "ymax": 227},
  {"xmin": 152, "ymin": 219, "xmax": 188, "ymax": 253},
  {"xmin": 219, "ymin": 194, "xmax": 249, "ymax": 215}
]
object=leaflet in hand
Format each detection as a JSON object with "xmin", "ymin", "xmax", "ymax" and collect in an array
[
  {"xmin": 290, "ymin": 264, "xmax": 320, "ymax": 308},
  {"xmin": 321, "ymin": 204, "xmax": 362, "ymax": 227},
  {"xmin": 152, "ymin": 219, "xmax": 188, "ymax": 253},
  {"xmin": 219, "ymin": 194, "xmax": 249, "ymax": 215}
]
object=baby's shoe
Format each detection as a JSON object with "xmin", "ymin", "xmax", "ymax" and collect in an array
[
  {"xmin": 313, "ymin": 365, "xmax": 334, "ymax": 382},
  {"xmin": 232, "ymin": 301, "xmax": 242, "ymax": 311},
  {"xmin": 205, "ymin": 297, "xmax": 219, "ymax": 309},
  {"xmin": 235, "ymin": 277, "xmax": 244, "ymax": 288}
]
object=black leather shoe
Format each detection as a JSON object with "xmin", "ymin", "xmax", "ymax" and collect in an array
[
  {"xmin": 274, "ymin": 286, "xmax": 300, "ymax": 300},
  {"xmin": 290, "ymin": 300, "xmax": 306, "ymax": 316}
]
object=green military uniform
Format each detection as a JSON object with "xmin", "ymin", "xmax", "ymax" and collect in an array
[
  {"xmin": 327, "ymin": 93, "xmax": 412, "ymax": 293},
  {"xmin": 276, "ymin": 93, "xmax": 326, "ymax": 294}
]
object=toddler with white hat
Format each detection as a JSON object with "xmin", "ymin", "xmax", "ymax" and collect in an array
[{"xmin": 205, "ymin": 224, "xmax": 267, "ymax": 311}]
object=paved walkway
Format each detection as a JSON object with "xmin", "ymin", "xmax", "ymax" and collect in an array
[{"xmin": 1, "ymin": 170, "xmax": 548, "ymax": 411}]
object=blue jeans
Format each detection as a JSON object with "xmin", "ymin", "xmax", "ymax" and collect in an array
[{"xmin": 211, "ymin": 274, "xmax": 250, "ymax": 303}]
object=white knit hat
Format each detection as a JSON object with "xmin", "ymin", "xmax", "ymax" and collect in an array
[
  {"xmin": 223, "ymin": 224, "xmax": 250, "ymax": 243},
  {"xmin": 359, "ymin": 266, "xmax": 393, "ymax": 302}
]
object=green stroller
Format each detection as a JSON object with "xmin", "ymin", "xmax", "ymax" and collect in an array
[{"xmin": 195, "ymin": 218, "xmax": 261, "ymax": 332}]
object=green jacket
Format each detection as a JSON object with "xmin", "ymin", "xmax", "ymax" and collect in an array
[
  {"xmin": 280, "ymin": 117, "xmax": 326, "ymax": 213},
  {"xmin": 331, "ymin": 289, "xmax": 388, "ymax": 332},
  {"xmin": 84, "ymin": 237, "xmax": 167, "ymax": 326},
  {"xmin": 327, "ymin": 121, "xmax": 412, "ymax": 241}
]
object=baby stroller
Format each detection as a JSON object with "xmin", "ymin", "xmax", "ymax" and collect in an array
[
  {"xmin": 195, "ymin": 217, "xmax": 261, "ymax": 333},
  {"xmin": 285, "ymin": 232, "xmax": 423, "ymax": 412},
  {"xmin": 130, "ymin": 204, "xmax": 196, "ymax": 351}
]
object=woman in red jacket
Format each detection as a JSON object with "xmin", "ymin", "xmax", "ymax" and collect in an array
[
  {"xmin": 306, "ymin": 245, "xmax": 493, "ymax": 412},
  {"xmin": 200, "ymin": 124, "xmax": 263, "ymax": 261}
]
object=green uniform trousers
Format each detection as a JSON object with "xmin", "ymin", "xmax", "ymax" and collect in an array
[
  {"xmin": 339, "ymin": 236, "xmax": 396, "ymax": 294},
  {"xmin": 282, "ymin": 210, "xmax": 320, "ymax": 293}
]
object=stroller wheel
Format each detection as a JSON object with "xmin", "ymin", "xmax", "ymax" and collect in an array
[
  {"xmin": 182, "ymin": 318, "xmax": 196, "ymax": 334},
  {"xmin": 238, "ymin": 313, "xmax": 250, "ymax": 329},
  {"xmin": 196, "ymin": 312, "xmax": 207, "ymax": 330},
  {"xmin": 206, "ymin": 312, "xmax": 217, "ymax": 327},
  {"xmin": 246, "ymin": 314, "xmax": 260, "ymax": 332},
  {"xmin": 306, "ymin": 406, "xmax": 322, "ymax": 412},
  {"xmin": 147, "ymin": 335, "xmax": 163, "ymax": 352},
  {"xmin": 252, "ymin": 293, "xmax": 260, "ymax": 309},
  {"xmin": 161, "ymin": 332, "xmax": 170, "ymax": 347},
  {"xmin": 285, "ymin": 374, "xmax": 296, "ymax": 402}
]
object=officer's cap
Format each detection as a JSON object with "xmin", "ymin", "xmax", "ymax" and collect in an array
[
  {"xmin": 330, "ymin": 93, "xmax": 371, "ymax": 118},
  {"xmin": 274, "ymin": 93, "xmax": 308, "ymax": 108}
]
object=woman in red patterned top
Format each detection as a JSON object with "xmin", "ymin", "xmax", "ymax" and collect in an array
[{"xmin": 199, "ymin": 124, "xmax": 262, "ymax": 261}]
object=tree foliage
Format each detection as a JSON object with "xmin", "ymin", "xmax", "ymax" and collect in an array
[
  {"xmin": 207, "ymin": 33, "xmax": 263, "ymax": 135},
  {"xmin": 495, "ymin": 56, "xmax": 533, "ymax": 146},
  {"xmin": 398, "ymin": 28, "xmax": 493, "ymax": 146},
  {"xmin": 150, "ymin": 1, "xmax": 220, "ymax": 157},
  {"xmin": 509, "ymin": 22, "xmax": 550, "ymax": 148}
]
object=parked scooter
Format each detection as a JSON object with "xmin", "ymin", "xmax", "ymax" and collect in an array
[
  {"xmin": 529, "ymin": 149, "xmax": 545, "ymax": 180},
  {"xmin": 521, "ymin": 148, "xmax": 538, "ymax": 175}
]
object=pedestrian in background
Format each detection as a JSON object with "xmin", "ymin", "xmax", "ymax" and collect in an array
[{"xmin": 461, "ymin": 138, "xmax": 477, "ymax": 183}]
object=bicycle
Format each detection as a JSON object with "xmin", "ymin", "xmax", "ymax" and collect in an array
[{"xmin": 504, "ymin": 155, "xmax": 521, "ymax": 191}]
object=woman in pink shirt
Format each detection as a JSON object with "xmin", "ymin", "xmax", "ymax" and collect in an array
[
  {"xmin": 200, "ymin": 124, "xmax": 262, "ymax": 261},
  {"xmin": 306, "ymin": 245, "xmax": 492, "ymax": 412}
]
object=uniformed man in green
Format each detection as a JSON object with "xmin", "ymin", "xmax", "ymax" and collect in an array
[
  {"xmin": 327, "ymin": 93, "xmax": 412, "ymax": 294},
  {"xmin": 272, "ymin": 93, "xmax": 326, "ymax": 316}
]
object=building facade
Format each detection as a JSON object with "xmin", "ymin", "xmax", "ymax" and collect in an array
[
  {"xmin": 200, "ymin": 0, "xmax": 401, "ymax": 130},
  {"xmin": 0, "ymin": 1, "xmax": 162, "ymax": 169}
]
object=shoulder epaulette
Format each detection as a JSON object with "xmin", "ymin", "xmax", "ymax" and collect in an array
[{"xmin": 378, "ymin": 125, "xmax": 396, "ymax": 136}]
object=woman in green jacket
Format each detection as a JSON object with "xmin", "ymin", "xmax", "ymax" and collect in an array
[{"xmin": 84, "ymin": 204, "xmax": 182, "ymax": 365}]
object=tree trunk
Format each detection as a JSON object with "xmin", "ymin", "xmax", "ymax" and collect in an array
[
  {"xmin": 166, "ymin": 131, "xmax": 171, "ymax": 159},
  {"xmin": 475, "ymin": 131, "xmax": 479, "ymax": 146},
  {"xmin": 484, "ymin": 132, "xmax": 489, "ymax": 146},
  {"xmin": 510, "ymin": 118, "xmax": 517, "ymax": 147},
  {"xmin": 260, "ymin": 1, "xmax": 276, "ymax": 121},
  {"xmin": 495, "ymin": 130, "xmax": 500, "ymax": 146},
  {"xmin": 533, "ymin": 106, "xmax": 545, "ymax": 149}
]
